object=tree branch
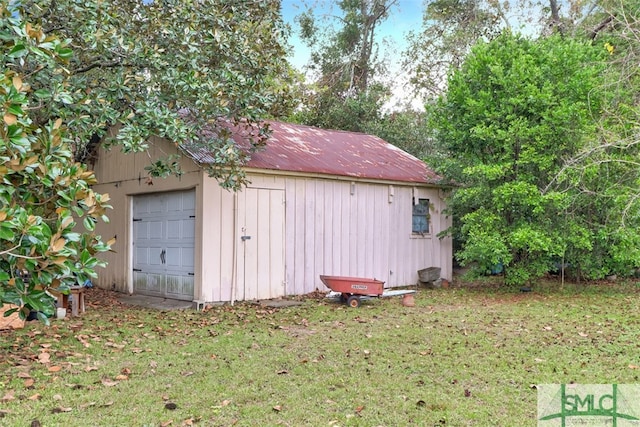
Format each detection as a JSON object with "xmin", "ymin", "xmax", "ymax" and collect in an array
[
  {"xmin": 590, "ymin": 15, "xmax": 615, "ymax": 40},
  {"xmin": 72, "ymin": 59, "xmax": 124, "ymax": 75}
]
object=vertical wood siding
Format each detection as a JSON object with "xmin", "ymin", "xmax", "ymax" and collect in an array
[
  {"xmin": 91, "ymin": 137, "xmax": 202, "ymax": 296},
  {"xmin": 281, "ymin": 175, "xmax": 452, "ymax": 295},
  {"xmin": 92, "ymin": 138, "xmax": 451, "ymax": 303}
]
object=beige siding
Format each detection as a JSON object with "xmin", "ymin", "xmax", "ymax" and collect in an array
[
  {"xmin": 91, "ymin": 137, "xmax": 203, "ymax": 295},
  {"xmin": 281, "ymin": 176, "xmax": 452, "ymax": 294},
  {"xmin": 92, "ymin": 139, "xmax": 451, "ymax": 303}
]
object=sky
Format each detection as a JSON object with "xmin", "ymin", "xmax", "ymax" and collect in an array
[
  {"xmin": 280, "ymin": 0, "xmax": 426, "ymax": 109},
  {"xmin": 281, "ymin": 0, "xmax": 424, "ymax": 70}
]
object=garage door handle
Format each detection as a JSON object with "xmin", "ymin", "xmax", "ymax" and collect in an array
[
  {"xmin": 160, "ymin": 249, "xmax": 166, "ymax": 264},
  {"xmin": 241, "ymin": 235, "xmax": 251, "ymax": 241}
]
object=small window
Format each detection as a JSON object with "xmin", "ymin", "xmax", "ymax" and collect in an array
[{"xmin": 412, "ymin": 198, "xmax": 430, "ymax": 234}]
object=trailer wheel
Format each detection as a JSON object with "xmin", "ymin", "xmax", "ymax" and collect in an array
[{"xmin": 347, "ymin": 296, "xmax": 361, "ymax": 308}]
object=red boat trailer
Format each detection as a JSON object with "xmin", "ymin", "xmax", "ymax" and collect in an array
[{"xmin": 320, "ymin": 275, "xmax": 415, "ymax": 308}]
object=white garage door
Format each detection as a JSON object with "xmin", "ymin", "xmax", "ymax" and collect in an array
[{"xmin": 132, "ymin": 190, "xmax": 196, "ymax": 301}]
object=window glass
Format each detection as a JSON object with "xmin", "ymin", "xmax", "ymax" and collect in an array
[{"xmin": 412, "ymin": 198, "xmax": 430, "ymax": 234}]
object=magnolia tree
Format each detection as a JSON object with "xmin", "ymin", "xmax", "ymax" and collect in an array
[
  {"xmin": 1, "ymin": 3, "xmax": 113, "ymax": 321},
  {"xmin": 19, "ymin": 0, "xmax": 297, "ymax": 189}
]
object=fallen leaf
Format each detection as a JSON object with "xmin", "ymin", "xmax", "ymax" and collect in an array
[
  {"xmin": 48, "ymin": 366, "xmax": 62, "ymax": 373},
  {"xmin": 50, "ymin": 407, "xmax": 72, "ymax": 413},
  {"xmin": 53, "ymin": 394, "xmax": 63, "ymax": 400},
  {"xmin": 79, "ymin": 402, "xmax": 96, "ymax": 409},
  {"xmin": 276, "ymin": 370, "xmax": 288, "ymax": 375},
  {"xmin": 221, "ymin": 399, "xmax": 231, "ymax": 407},
  {"xmin": 24, "ymin": 378, "xmax": 35, "ymax": 388},
  {"xmin": 28, "ymin": 394, "xmax": 42, "ymax": 401},
  {"xmin": 165, "ymin": 402, "xmax": 178, "ymax": 410},
  {"xmin": 17, "ymin": 372, "xmax": 31, "ymax": 379},
  {"xmin": 1, "ymin": 391, "xmax": 15, "ymax": 402},
  {"xmin": 464, "ymin": 389, "xmax": 472, "ymax": 397},
  {"xmin": 355, "ymin": 405, "xmax": 365, "ymax": 414},
  {"xmin": 30, "ymin": 420, "xmax": 40, "ymax": 427},
  {"xmin": 160, "ymin": 421, "xmax": 173, "ymax": 427},
  {"xmin": 76, "ymin": 335, "xmax": 91, "ymax": 348},
  {"xmin": 629, "ymin": 364, "xmax": 639, "ymax": 369},
  {"xmin": 101, "ymin": 379, "xmax": 118, "ymax": 387},
  {"xmin": 115, "ymin": 375, "xmax": 128, "ymax": 381},
  {"xmin": 272, "ymin": 405, "xmax": 282, "ymax": 412},
  {"xmin": 85, "ymin": 366, "xmax": 99, "ymax": 372},
  {"xmin": 105, "ymin": 342, "xmax": 125, "ymax": 349},
  {"xmin": 38, "ymin": 353, "xmax": 51, "ymax": 364},
  {"xmin": 578, "ymin": 332, "xmax": 588, "ymax": 337},
  {"xmin": 416, "ymin": 400, "xmax": 426, "ymax": 407}
]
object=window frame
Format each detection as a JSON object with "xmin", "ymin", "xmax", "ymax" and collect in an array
[{"xmin": 412, "ymin": 197, "xmax": 430, "ymax": 236}]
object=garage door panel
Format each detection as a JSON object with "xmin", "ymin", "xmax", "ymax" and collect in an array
[
  {"xmin": 135, "ymin": 222, "xmax": 149, "ymax": 239},
  {"xmin": 182, "ymin": 248, "xmax": 195, "ymax": 268},
  {"xmin": 146, "ymin": 273, "xmax": 163, "ymax": 294},
  {"xmin": 182, "ymin": 191, "xmax": 196, "ymax": 211},
  {"xmin": 133, "ymin": 190, "xmax": 195, "ymax": 301},
  {"xmin": 135, "ymin": 247, "xmax": 149, "ymax": 266},
  {"xmin": 167, "ymin": 220, "xmax": 182, "ymax": 239},
  {"xmin": 133, "ymin": 271, "xmax": 147, "ymax": 291},
  {"xmin": 148, "ymin": 198, "xmax": 163, "ymax": 214},
  {"xmin": 182, "ymin": 219, "xmax": 195, "ymax": 239},
  {"xmin": 148, "ymin": 221, "xmax": 164, "ymax": 239},
  {"xmin": 164, "ymin": 246, "xmax": 193, "ymax": 269},
  {"xmin": 148, "ymin": 247, "xmax": 164, "ymax": 267},
  {"xmin": 166, "ymin": 275, "xmax": 194, "ymax": 298}
]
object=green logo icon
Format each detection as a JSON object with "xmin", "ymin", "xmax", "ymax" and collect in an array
[{"xmin": 538, "ymin": 384, "xmax": 640, "ymax": 426}]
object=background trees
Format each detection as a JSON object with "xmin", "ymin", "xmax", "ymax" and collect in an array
[
  {"xmin": 425, "ymin": 0, "xmax": 640, "ymax": 284},
  {"xmin": 428, "ymin": 32, "xmax": 610, "ymax": 285},
  {"xmin": 290, "ymin": 0, "xmax": 397, "ymax": 133}
]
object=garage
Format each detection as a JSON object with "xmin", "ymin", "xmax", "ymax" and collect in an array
[
  {"xmin": 132, "ymin": 189, "xmax": 196, "ymax": 301},
  {"xmin": 91, "ymin": 121, "xmax": 452, "ymax": 303}
]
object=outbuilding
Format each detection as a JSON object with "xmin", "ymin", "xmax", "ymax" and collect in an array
[{"xmin": 90, "ymin": 121, "xmax": 452, "ymax": 304}]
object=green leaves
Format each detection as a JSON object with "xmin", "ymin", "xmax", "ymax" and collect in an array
[
  {"xmin": 0, "ymin": 2, "xmax": 113, "ymax": 320},
  {"xmin": 432, "ymin": 32, "xmax": 609, "ymax": 285}
]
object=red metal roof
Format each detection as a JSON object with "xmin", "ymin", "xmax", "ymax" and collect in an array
[{"xmin": 186, "ymin": 120, "xmax": 442, "ymax": 185}]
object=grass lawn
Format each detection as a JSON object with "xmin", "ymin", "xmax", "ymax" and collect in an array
[{"xmin": 1, "ymin": 280, "xmax": 640, "ymax": 426}]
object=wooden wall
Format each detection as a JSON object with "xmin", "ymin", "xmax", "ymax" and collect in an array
[
  {"xmin": 91, "ymin": 139, "xmax": 452, "ymax": 302},
  {"xmin": 249, "ymin": 173, "xmax": 452, "ymax": 296},
  {"xmin": 91, "ymin": 136, "xmax": 203, "ymax": 295}
]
